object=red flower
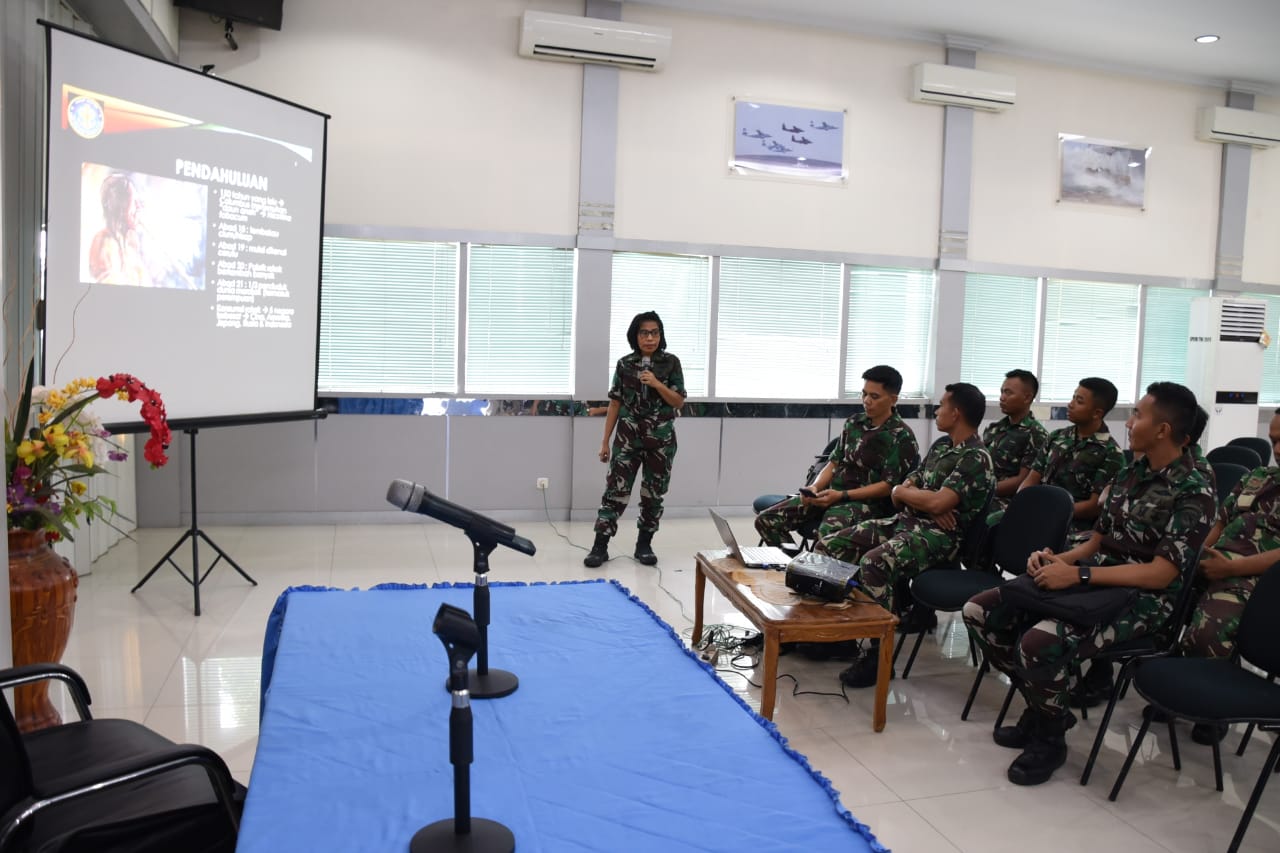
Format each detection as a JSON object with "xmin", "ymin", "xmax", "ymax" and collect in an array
[{"xmin": 96, "ymin": 374, "xmax": 172, "ymax": 467}]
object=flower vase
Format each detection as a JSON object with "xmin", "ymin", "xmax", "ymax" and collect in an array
[{"xmin": 7, "ymin": 529, "xmax": 78, "ymax": 732}]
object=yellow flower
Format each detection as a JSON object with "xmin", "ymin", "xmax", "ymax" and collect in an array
[
  {"xmin": 16, "ymin": 439, "xmax": 46, "ymax": 464},
  {"xmin": 37, "ymin": 411, "xmax": 53, "ymax": 425},
  {"xmin": 46, "ymin": 390, "xmax": 67, "ymax": 409},
  {"xmin": 70, "ymin": 481, "xmax": 88, "ymax": 496}
]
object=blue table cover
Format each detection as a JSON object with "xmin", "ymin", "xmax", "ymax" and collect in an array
[{"xmin": 239, "ymin": 580, "xmax": 884, "ymax": 852}]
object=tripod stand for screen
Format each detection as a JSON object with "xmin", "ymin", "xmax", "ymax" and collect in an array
[{"xmin": 131, "ymin": 427, "xmax": 255, "ymax": 615}]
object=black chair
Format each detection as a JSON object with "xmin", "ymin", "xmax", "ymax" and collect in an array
[
  {"xmin": 1207, "ymin": 444, "xmax": 1263, "ymax": 470},
  {"xmin": 1107, "ymin": 562, "xmax": 1280, "ymax": 853},
  {"xmin": 0, "ymin": 663, "xmax": 242, "ymax": 853},
  {"xmin": 892, "ymin": 487, "xmax": 1000, "ymax": 681},
  {"xmin": 1211, "ymin": 461, "xmax": 1251, "ymax": 502},
  {"xmin": 1228, "ymin": 436, "xmax": 1272, "ymax": 467},
  {"xmin": 1075, "ymin": 544, "xmax": 1207, "ymax": 785},
  {"xmin": 905, "ymin": 486, "xmax": 1074, "ymax": 718}
]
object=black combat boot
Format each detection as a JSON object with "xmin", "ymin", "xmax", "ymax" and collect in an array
[
  {"xmin": 993, "ymin": 706, "xmax": 1040, "ymax": 750},
  {"xmin": 584, "ymin": 533, "xmax": 610, "ymax": 568},
  {"xmin": 1069, "ymin": 660, "xmax": 1113, "ymax": 709},
  {"xmin": 1007, "ymin": 710, "xmax": 1076, "ymax": 786},
  {"xmin": 634, "ymin": 530, "xmax": 658, "ymax": 566}
]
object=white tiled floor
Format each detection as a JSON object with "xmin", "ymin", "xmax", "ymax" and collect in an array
[{"xmin": 41, "ymin": 516, "xmax": 1280, "ymax": 852}]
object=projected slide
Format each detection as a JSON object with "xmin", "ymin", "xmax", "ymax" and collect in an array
[{"xmin": 44, "ymin": 26, "xmax": 327, "ymax": 426}]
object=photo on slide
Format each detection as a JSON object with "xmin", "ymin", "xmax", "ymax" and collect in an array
[{"xmin": 79, "ymin": 162, "xmax": 208, "ymax": 290}]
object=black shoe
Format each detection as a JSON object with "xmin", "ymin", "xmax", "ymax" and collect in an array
[
  {"xmin": 584, "ymin": 533, "xmax": 610, "ymax": 568},
  {"xmin": 634, "ymin": 530, "xmax": 658, "ymax": 566},
  {"xmin": 839, "ymin": 648, "xmax": 893, "ymax": 688},
  {"xmin": 1007, "ymin": 711, "xmax": 1076, "ymax": 786},
  {"xmin": 1069, "ymin": 661, "xmax": 1114, "ymax": 709},
  {"xmin": 897, "ymin": 605, "xmax": 938, "ymax": 634},
  {"xmin": 993, "ymin": 707, "xmax": 1039, "ymax": 750},
  {"xmin": 1191, "ymin": 722, "xmax": 1229, "ymax": 745}
]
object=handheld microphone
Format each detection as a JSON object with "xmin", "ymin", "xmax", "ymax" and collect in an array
[
  {"xmin": 386, "ymin": 479, "xmax": 537, "ymax": 556},
  {"xmin": 639, "ymin": 356, "xmax": 652, "ymax": 399}
]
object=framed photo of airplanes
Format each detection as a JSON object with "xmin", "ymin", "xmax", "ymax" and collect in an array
[{"xmin": 729, "ymin": 97, "xmax": 847, "ymax": 184}]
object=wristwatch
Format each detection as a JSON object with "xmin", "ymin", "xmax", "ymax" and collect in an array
[{"xmin": 1077, "ymin": 564, "xmax": 1091, "ymax": 585}]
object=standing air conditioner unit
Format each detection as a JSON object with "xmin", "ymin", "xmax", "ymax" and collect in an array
[
  {"xmin": 910, "ymin": 63, "xmax": 1016, "ymax": 112},
  {"xmin": 1196, "ymin": 107, "xmax": 1280, "ymax": 149},
  {"xmin": 518, "ymin": 10, "xmax": 671, "ymax": 71},
  {"xmin": 1186, "ymin": 296, "xmax": 1268, "ymax": 451}
]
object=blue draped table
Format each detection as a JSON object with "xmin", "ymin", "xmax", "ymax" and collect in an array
[{"xmin": 239, "ymin": 580, "xmax": 884, "ymax": 852}]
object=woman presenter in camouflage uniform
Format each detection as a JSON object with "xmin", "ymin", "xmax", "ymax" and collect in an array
[{"xmin": 584, "ymin": 311, "xmax": 686, "ymax": 568}]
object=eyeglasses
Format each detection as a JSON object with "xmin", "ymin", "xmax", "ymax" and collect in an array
[{"xmin": 636, "ymin": 329, "xmax": 661, "ymax": 338}]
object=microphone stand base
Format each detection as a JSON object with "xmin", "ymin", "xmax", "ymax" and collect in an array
[
  {"xmin": 445, "ymin": 667, "xmax": 518, "ymax": 699},
  {"xmin": 409, "ymin": 818, "xmax": 514, "ymax": 853}
]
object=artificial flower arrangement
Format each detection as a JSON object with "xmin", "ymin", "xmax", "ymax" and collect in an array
[{"xmin": 5, "ymin": 362, "xmax": 171, "ymax": 542}]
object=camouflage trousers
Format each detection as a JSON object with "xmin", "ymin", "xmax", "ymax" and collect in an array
[
  {"xmin": 817, "ymin": 516, "xmax": 958, "ymax": 615},
  {"xmin": 754, "ymin": 497, "xmax": 879, "ymax": 547},
  {"xmin": 593, "ymin": 435, "xmax": 677, "ymax": 537},
  {"xmin": 1181, "ymin": 575, "xmax": 1257, "ymax": 658},
  {"xmin": 963, "ymin": 586, "xmax": 1162, "ymax": 714}
]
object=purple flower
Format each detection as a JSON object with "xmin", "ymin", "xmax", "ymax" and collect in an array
[{"xmin": 108, "ymin": 450, "xmax": 129, "ymax": 462}]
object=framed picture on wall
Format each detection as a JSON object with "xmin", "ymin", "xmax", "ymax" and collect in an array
[
  {"xmin": 729, "ymin": 97, "xmax": 847, "ymax": 184},
  {"xmin": 1058, "ymin": 134, "xmax": 1149, "ymax": 210}
]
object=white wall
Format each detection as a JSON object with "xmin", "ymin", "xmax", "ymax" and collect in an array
[
  {"xmin": 969, "ymin": 54, "xmax": 1221, "ymax": 278},
  {"xmin": 615, "ymin": 7, "xmax": 942, "ymax": 257},
  {"xmin": 179, "ymin": 0, "xmax": 584, "ymax": 234},
  {"xmin": 1243, "ymin": 94, "xmax": 1280, "ymax": 286}
]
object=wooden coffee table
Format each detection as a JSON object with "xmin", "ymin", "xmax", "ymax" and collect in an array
[{"xmin": 692, "ymin": 551, "xmax": 897, "ymax": 730}]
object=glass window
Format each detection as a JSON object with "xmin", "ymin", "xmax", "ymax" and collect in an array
[
  {"xmin": 960, "ymin": 274, "xmax": 1040, "ymax": 398},
  {"xmin": 1244, "ymin": 291, "xmax": 1280, "ymax": 404},
  {"xmin": 465, "ymin": 244, "xmax": 575, "ymax": 395},
  {"xmin": 318, "ymin": 237, "xmax": 458, "ymax": 394},
  {"xmin": 1041, "ymin": 279, "xmax": 1140, "ymax": 403},
  {"xmin": 1140, "ymin": 287, "xmax": 1202, "ymax": 391},
  {"xmin": 845, "ymin": 266, "xmax": 935, "ymax": 398},
  {"xmin": 716, "ymin": 256, "xmax": 842, "ymax": 398},
  {"xmin": 609, "ymin": 253, "xmax": 711, "ymax": 397}
]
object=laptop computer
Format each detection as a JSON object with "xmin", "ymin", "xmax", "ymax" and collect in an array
[{"xmin": 708, "ymin": 509, "xmax": 792, "ymax": 568}]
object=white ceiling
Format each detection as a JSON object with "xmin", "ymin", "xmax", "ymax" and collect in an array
[{"xmin": 630, "ymin": 0, "xmax": 1280, "ymax": 93}]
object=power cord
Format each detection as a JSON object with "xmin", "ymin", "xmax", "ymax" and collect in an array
[{"xmin": 540, "ymin": 489, "xmax": 694, "ymax": 621}]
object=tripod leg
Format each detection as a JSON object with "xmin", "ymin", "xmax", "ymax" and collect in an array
[
  {"xmin": 132, "ymin": 529, "xmax": 196, "ymax": 593},
  {"xmin": 196, "ymin": 530, "xmax": 257, "ymax": 585}
]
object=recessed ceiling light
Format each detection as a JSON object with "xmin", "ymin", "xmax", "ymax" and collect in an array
[{"xmin": 1195, "ymin": 34, "xmax": 1220, "ymax": 44}]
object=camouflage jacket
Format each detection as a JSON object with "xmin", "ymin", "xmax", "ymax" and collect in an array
[
  {"xmin": 903, "ymin": 434, "xmax": 996, "ymax": 530},
  {"xmin": 1093, "ymin": 451, "xmax": 1215, "ymax": 609},
  {"xmin": 982, "ymin": 413, "xmax": 1049, "ymax": 481},
  {"xmin": 1033, "ymin": 425, "xmax": 1126, "ymax": 505},
  {"xmin": 608, "ymin": 351, "xmax": 685, "ymax": 444},
  {"xmin": 1215, "ymin": 466, "xmax": 1280, "ymax": 559},
  {"xmin": 827, "ymin": 411, "xmax": 921, "ymax": 516}
]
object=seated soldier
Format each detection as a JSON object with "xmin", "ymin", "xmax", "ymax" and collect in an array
[
  {"xmin": 755, "ymin": 365, "xmax": 919, "ymax": 550},
  {"xmin": 1075, "ymin": 403, "xmax": 1213, "ymax": 708},
  {"xmin": 1179, "ymin": 408, "xmax": 1280, "ymax": 744},
  {"xmin": 963, "ymin": 382, "xmax": 1214, "ymax": 786},
  {"xmin": 983, "ymin": 369, "xmax": 1048, "ymax": 514},
  {"xmin": 817, "ymin": 382, "xmax": 995, "ymax": 687},
  {"xmin": 1017, "ymin": 377, "xmax": 1126, "ymax": 542}
]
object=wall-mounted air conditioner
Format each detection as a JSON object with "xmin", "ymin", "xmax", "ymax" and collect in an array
[
  {"xmin": 518, "ymin": 10, "xmax": 671, "ymax": 71},
  {"xmin": 1196, "ymin": 106, "xmax": 1280, "ymax": 149},
  {"xmin": 910, "ymin": 63, "xmax": 1016, "ymax": 112}
]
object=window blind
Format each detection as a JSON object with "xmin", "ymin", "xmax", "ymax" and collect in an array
[
  {"xmin": 1140, "ymin": 287, "xmax": 1201, "ymax": 391},
  {"xmin": 318, "ymin": 236, "xmax": 458, "ymax": 394},
  {"xmin": 1041, "ymin": 279, "xmax": 1140, "ymax": 403},
  {"xmin": 960, "ymin": 273, "xmax": 1040, "ymax": 397},
  {"xmin": 715, "ymin": 256, "xmax": 842, "ymax": 398},
  {"xmin": 845, "ymin": 266, "xmax": 935, "ymax": 398},
  {"xmin": 465, "ymin": 244, "xmax": 575, "ymax": 395},
  {"xmin": 609, "ymin": 252, "xmax": 711, "ymax": 397}
]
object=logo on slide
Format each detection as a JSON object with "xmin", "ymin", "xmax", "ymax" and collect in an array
[{"xmin": 67, "ymin": 96, "xmax": 104, "ymax": 139}]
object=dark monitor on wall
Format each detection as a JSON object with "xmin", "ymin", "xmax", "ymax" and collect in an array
[{"xmin": 173, "ymin": 0, "xmax": 284, "ymax": 31}]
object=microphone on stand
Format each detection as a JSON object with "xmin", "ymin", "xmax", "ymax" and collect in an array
[{"xmin": 639, "ymin": 356, "xmax": 652, "ymax": 399}]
